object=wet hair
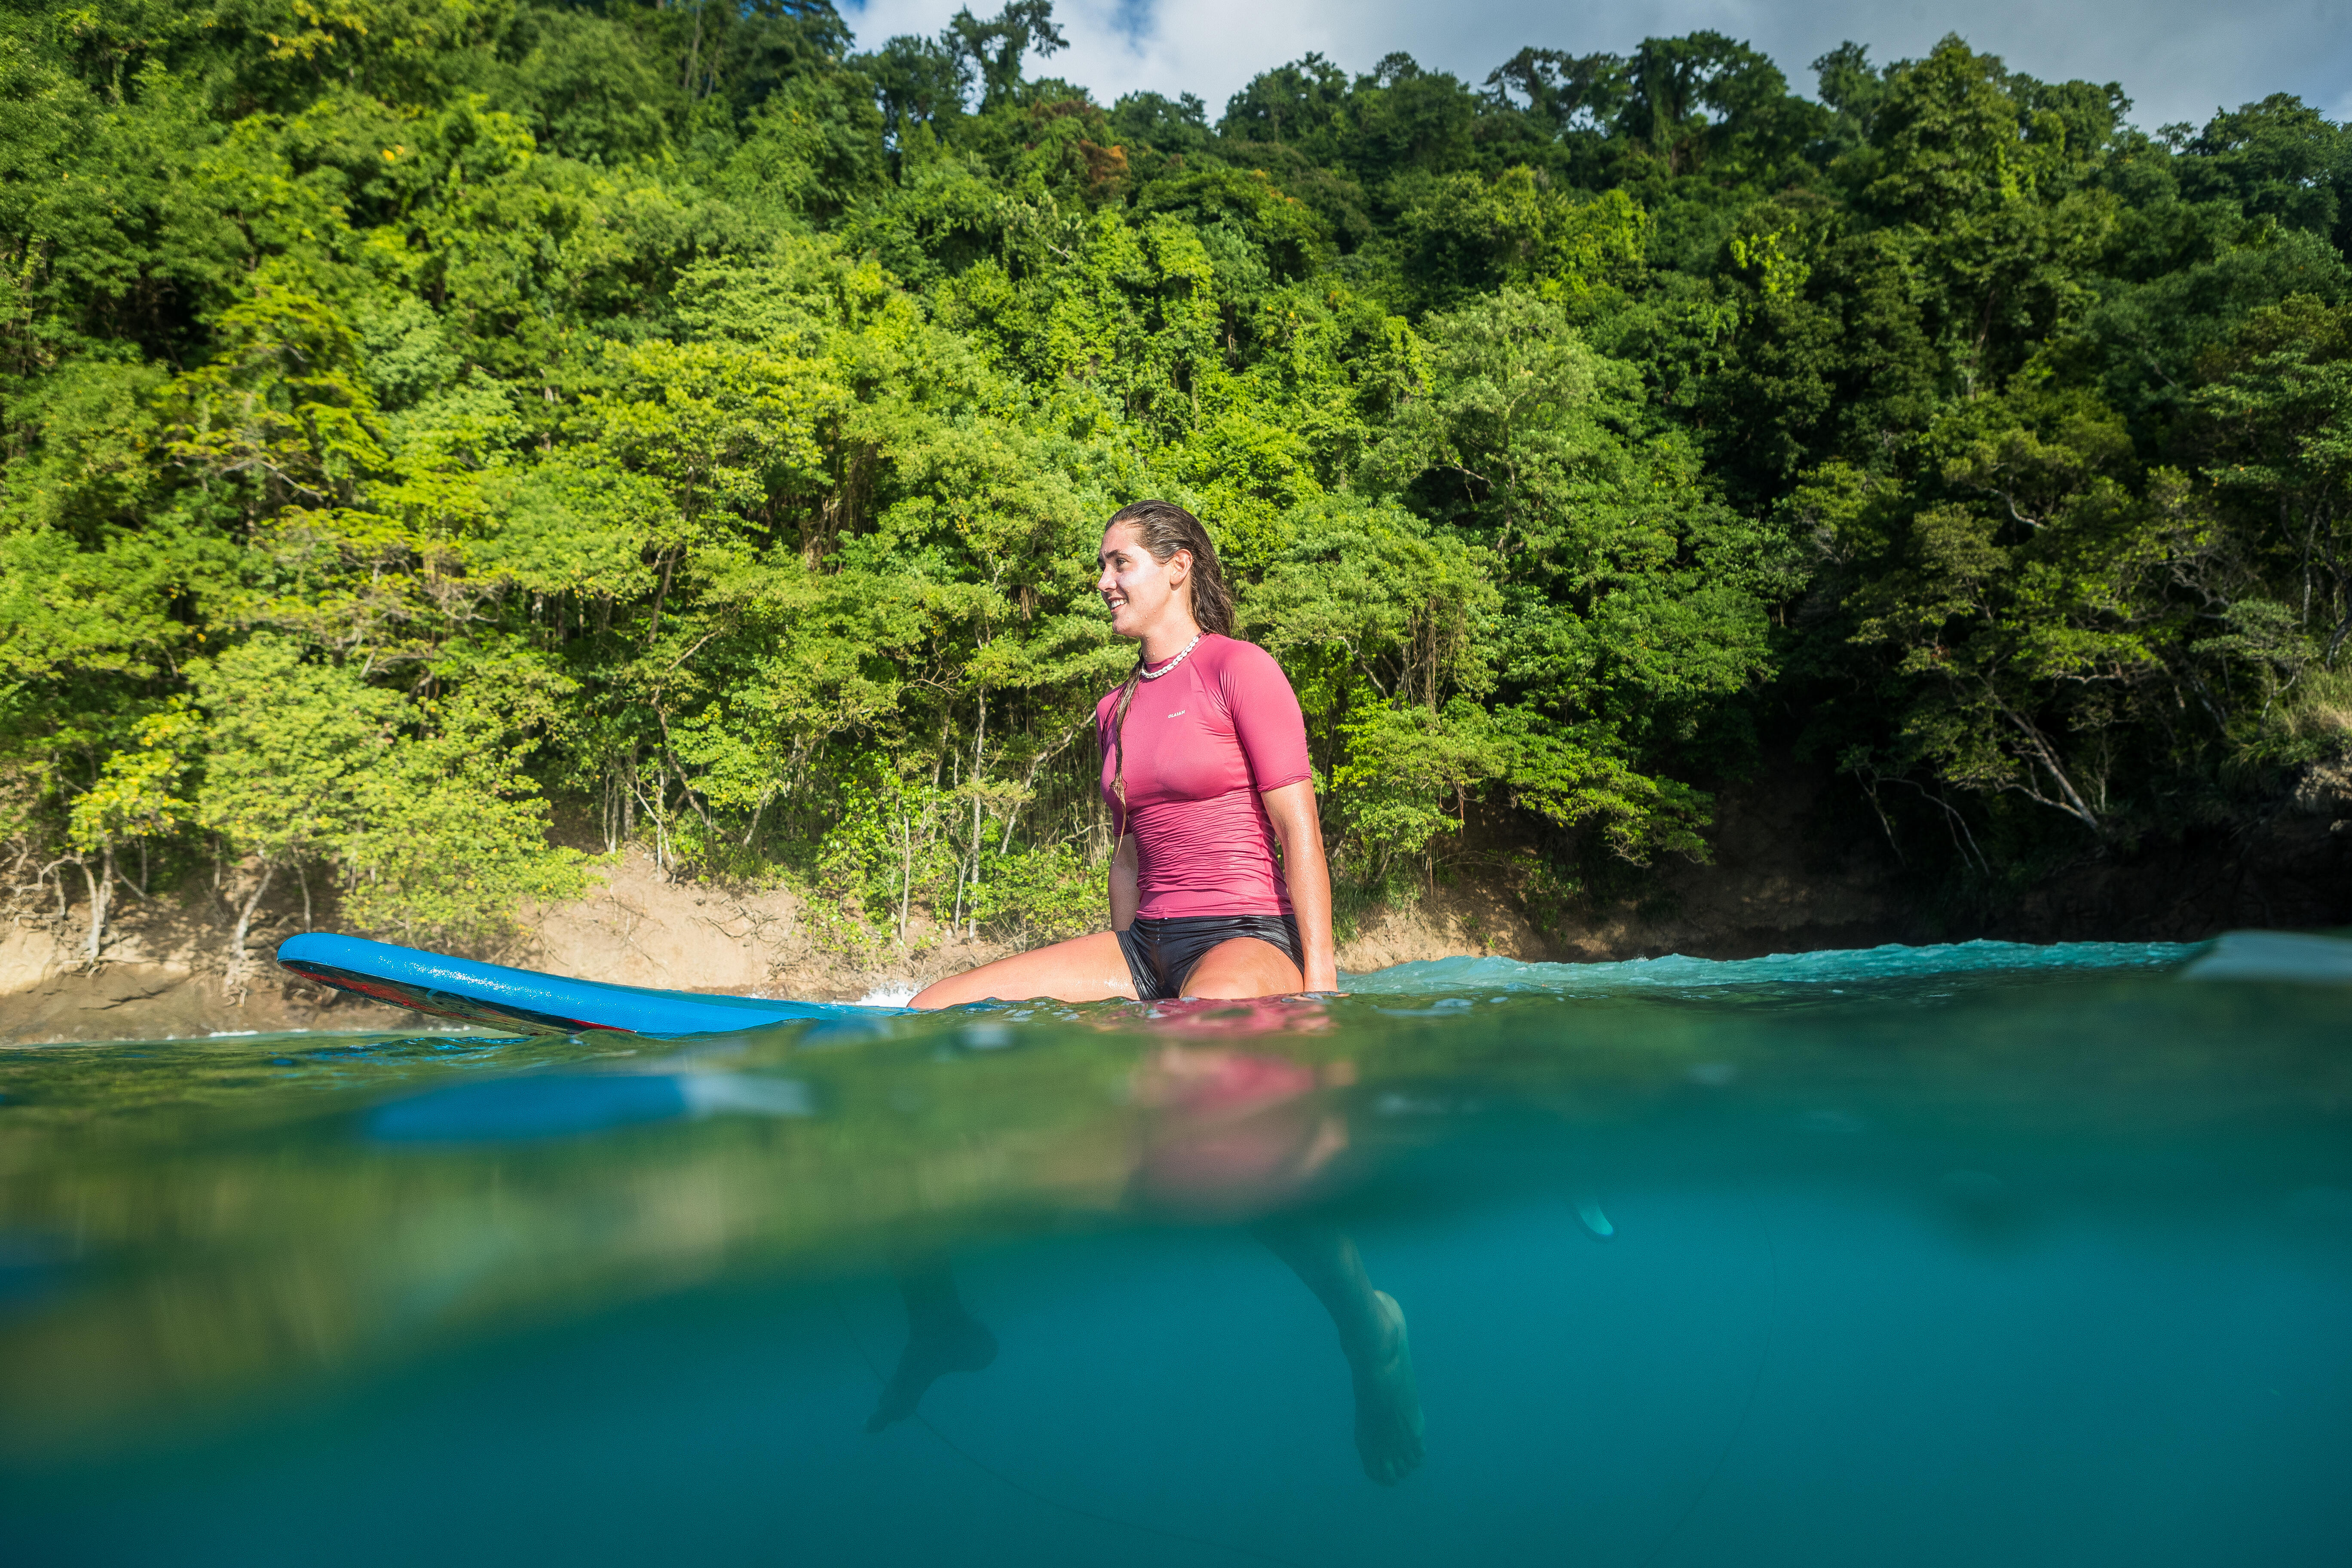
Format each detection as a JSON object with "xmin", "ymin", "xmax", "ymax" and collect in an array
[
  {"xmin": 1103, "ymin": 499, "xmax": 1234, "ymax": 635},
  {"xmin": 1103, "ymin": 500, "xmax": 1234, "ymax": 836}
]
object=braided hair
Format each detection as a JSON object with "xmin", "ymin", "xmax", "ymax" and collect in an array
[{"xmin": 1104, "ymin": 501, "xmax": 1234, "ymax": 837}]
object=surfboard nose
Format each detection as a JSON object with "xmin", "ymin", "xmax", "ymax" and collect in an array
[{"xmin": 273, "ymin": 933, "xmax": 903, "ymax": 1036}]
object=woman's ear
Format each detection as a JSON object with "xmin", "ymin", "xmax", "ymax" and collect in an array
[{"xmin": 1167, "ymin": 548, "xmax": 1192, "ymax": 589}]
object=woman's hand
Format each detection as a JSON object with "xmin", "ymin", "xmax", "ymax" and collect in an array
[{"xmin": 1260, "ymin": 781, "xmax": 1340, "ymax": 992}]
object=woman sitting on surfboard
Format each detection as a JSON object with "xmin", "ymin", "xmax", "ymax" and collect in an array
[
  {"xmin": 912, "ymin": 500, "xmax": 1336, "ymax": 1008},
  {"xmin": 885, "ymin": 511, "xmax": 1420, "ymax": 1480}
]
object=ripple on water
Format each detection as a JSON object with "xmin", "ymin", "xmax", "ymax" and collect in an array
[{"xmin": 1338, "ymin": 937, "xmax": 2199, "ymax": 997}]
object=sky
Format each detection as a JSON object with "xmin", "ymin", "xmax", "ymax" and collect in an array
[{"xmin": 841, "ymin": 0, "xmax": 2352, "ymax": 134}]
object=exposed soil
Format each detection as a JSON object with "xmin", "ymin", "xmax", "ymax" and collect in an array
[
  {"xmin": 6, "ymin": 756, "xmax": 2348, "ymax": 1044},
  {"xmin": 0, "ymin": 880, "xmax": 414, "ymax": 1044}
]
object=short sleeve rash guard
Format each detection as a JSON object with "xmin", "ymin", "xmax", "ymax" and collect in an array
[{"xmin": 1096, "ymin": 635, "xmax": 1312, "ymax": 919}]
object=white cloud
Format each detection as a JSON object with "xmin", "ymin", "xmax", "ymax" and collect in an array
[{"xmin": 840, "ymin": 0, "xmax": 2352, "ymax": 133}]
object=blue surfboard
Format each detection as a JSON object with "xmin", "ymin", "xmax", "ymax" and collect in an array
[{"xmin": 275, "ymin": 933, "xmax": 897, "ymax": 1038}]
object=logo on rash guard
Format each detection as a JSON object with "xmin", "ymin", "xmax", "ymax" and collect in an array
[{"xmin": 1167, "ymin": 709, "xmax": 1185, "ymax": 718}]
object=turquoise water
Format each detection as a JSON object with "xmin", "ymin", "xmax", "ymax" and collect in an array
[{"xmin": 3, "ymin": 937, "xmax": 2350, "ymax": 1565}]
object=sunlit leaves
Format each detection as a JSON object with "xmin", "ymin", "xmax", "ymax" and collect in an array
[
  {"xmin": 165, "ymin": 270, "xmax": 388, "ymax": 509},
  {"xmin": 65, "ymin": 702, "xmax": 195, "ymax": 856}
]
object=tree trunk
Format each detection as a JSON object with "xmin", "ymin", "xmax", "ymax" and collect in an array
[
  {"xmin": 77, "ymin": 851, "xmax": 110, "ymax": 964},
  {"xmin": 1990, "ymin": 692, "xmax": 2103, "ymax": 835},
  {"xmin": 949, "ymin": 750, "xmax": 967, "ymax": 931},
  {"xmin": 648, "ymin": 551, "xmax": 677, "ymax": 638},
  {"xmin": 897, "ymin": 805, "xmax": 914, "ymax": 947},
  {"xmin": 227, "ymin": 862, "xmax": 277, "ymax": 994},
  {"xmin": 963, "ymin": 691, "xmax": 987, "ymax": 936}
]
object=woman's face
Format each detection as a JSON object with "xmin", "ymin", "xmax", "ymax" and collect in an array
[{"xmin": 1097, "ymin": 524, "xmax": 1191, "ymax": 640}]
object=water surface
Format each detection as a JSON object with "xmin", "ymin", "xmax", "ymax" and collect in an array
[{"xmin": 3, "ymin": 938, "xmax": 2348, "ymax": 1566}]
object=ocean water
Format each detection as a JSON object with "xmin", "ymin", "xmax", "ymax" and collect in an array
[{"xmin": 3, "ymin": 936, "xmax": 2349, "ymax": 1566}]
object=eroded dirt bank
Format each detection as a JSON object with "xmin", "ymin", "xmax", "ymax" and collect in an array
[{"xmin": 6, "ymin": 763, "xmax": 2349, "ymax": 1044}]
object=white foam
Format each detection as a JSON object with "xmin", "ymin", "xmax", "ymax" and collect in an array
[{"xmin": 852, "ymin": 983, "xmax": 920, "ymax": 1008}]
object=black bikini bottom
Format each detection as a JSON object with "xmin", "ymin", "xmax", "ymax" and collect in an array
[{"xmin": 1117, "ymin": 914, "xmax": 1303, "ymax": 1001}]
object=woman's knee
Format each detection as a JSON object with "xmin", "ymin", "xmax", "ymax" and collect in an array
[
  {"xmin": 1183, "ymin": 938, "xmax": 1304, "ymax": 998},
  {"xmin": 908, "ymin": 974, "xmax": 974, "ymax": 1009}
]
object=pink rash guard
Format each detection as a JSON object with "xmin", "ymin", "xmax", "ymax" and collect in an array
[{"xmin": 1096, "ymin": 634, "xmax": 1313, "ymax": 919}]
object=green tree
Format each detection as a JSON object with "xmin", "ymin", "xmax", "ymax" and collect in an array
[
  {"xmin": 191, "ymin": 637, "xmax": 400, "ymax": 985},
  {"xmin": 3, "ymin": 0, "xmax": 2349, "ymax": 963}
]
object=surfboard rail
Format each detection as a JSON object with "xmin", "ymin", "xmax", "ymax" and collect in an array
[{"xmin": 275, "ymin": 933, "xmax": 884, "ymax": 1037}]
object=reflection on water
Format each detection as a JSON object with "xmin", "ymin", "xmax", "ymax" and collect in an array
[
  {"xmin": 868, "ymin": 1001, "xmax": 1422, "ymax": 1487},
  {"xmin": 3, "ymin": 942, "xmax": 2351, "ymax": 1565}
]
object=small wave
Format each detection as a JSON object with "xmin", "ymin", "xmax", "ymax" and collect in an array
[
  {"xmin": 852, "ymin": 983, "xmax": 921, "ymax": 1008},
  {"xmin": 2180, "ymin": 930, "xmax": 2352, "ymax": 984},
  {"xmin": 1339, "ymin": 938, "xmax": 2196, "ymax": 996}
]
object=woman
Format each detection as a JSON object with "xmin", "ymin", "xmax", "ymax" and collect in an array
[
  {"xmin": 881, "ymin": 504, "xmax": 1424, "ymax": 1485},
  {"xmin": 912, "ymin": 499, "xmax": 1338, "ymax": 1008}
]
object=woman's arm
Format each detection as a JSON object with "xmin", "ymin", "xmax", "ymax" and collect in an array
[
  {"xmin": 1109, "ymin": 833, "xmax": 1140, "ymax": 931},
  {"xmin": 1260, "ymin": 781, "xmax": 1338, "ymax": 992}
]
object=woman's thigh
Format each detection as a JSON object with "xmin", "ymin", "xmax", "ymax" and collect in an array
[
  {"xmin": 1180, "ymin": 936, "xmax": 1305, "ymax": 999},
  {"xmin": 909, "ymin": 930, "xmax": 1137, "ymax": 1008}
]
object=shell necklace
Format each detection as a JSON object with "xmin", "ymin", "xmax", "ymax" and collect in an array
[{"xmin": 1137, "ymin": 631, "xmax": 1204, "ymax": 681}]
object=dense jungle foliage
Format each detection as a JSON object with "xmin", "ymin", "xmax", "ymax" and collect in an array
[{"xmin": 5, "ymin": 0, "xmax": 2351, "ymax": 973}]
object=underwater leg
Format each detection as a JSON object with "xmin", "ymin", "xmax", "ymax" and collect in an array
[
  {"xmin": 866, "ymin": 1258, "xmax": 998, "ymax": 1433},
  {"xmin": 1254, "ymin": 1219, "xmax": 1425, "ymax": 1485}
]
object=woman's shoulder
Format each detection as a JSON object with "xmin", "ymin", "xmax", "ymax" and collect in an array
[{"xmin": 1200, "ymin": 634, "xmax": 1291, "ymax": 688}]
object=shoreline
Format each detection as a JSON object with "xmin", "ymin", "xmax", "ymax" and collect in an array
[{"xmin": 7, "ymin": 766, "xmax": 2346, "ymax": 1044}]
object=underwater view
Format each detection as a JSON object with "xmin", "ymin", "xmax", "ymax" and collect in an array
[{"xmin": 3, "ymin": 937, "xmax": 2350, "ymax": 1567}]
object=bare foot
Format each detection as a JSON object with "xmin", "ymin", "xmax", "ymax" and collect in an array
[
  {"xmin": 1351, "ymin": 1289, "xmax": 1425, "ymax": 1485},
  {"xmin": 866, "ymin": 1308, "xmax": 997, "ymax": 1432}
]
